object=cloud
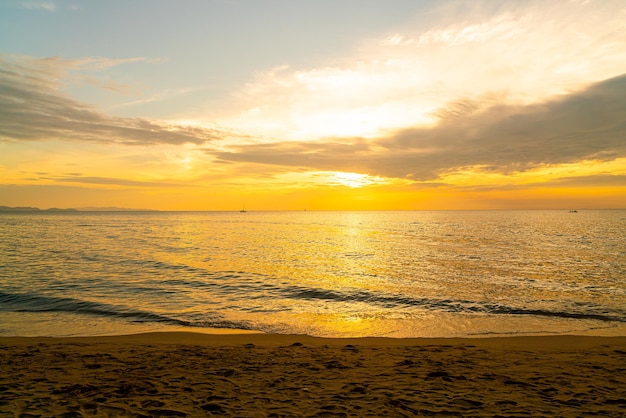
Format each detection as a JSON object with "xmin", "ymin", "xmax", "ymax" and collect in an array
[
  {"xmin": 72, "ymin": 56, "xmax": 159, "ymax": 72},
  {"xmin": 379, "ymin": 73, "xmax": 626, "ymax": 178},
  {"xmin": 547, "ymin": 174, "xmax": 626, "ymax": 188},
  {"xmin": 214, "ymin": 140, "xmax": 371, "ymax": 171},
  {"xmin": 0, "ymin": 55, "xmax": 224, "ymax": 145},
  {"xmin": 53, "ymin": 175, "xmax": 181, "ymax": 188},
  {"xmin": 213, "ymin": 74, "xmax": 626, "ymax": 181},
  {"xmin": 13, "ymin": 170, "xmax": 180, "ymax": 188},
  {"xmin": 215, "ymin": 0, "xmax": 626, "ymax": 141},
  {"xmin": 20, "ymin": 2, "xmax": 56, "ymax": 11}
]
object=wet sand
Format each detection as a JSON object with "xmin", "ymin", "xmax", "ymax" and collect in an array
[{"xmin": 1, "ymin": 332, "xmax": 626, "ymax": 417}]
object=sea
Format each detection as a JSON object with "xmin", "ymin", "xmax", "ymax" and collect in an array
[{"xmin": 1, "ymin": 210, "xmax": 625, "ymax": 338}]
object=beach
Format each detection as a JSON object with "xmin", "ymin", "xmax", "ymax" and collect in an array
[{"xmin": 2, "ymin": 332, "xmax": 626, "ymax": 417}]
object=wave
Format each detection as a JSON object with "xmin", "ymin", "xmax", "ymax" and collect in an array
[
  {"xmin": 278, "ymin": 285, "xmax": 626, "ymax": 323},
  {"xmin": 2, "ymin": 281, "xmax": 623, "ymax": 334},
  {"xmin": 0, "ymin": 291, "xmax": 253, "ymax": 330}
]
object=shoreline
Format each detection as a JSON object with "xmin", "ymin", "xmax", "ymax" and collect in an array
[
  {"xmin": 3, "ymin": 329, "xmax": 626, "ymax": 346},
  {"xmin": 3, "ymin": 310, "xmax": 625, "ymax": 340},
  {"xmin": 2, "ymin": 332, "xmax": 626, "ymax": 416}
]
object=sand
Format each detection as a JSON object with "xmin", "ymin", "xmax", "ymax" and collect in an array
[{"xmin": 1, "ymin": 332, "xmax": 626, "ymax": 417}]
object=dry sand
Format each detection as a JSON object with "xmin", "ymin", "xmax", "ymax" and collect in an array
[{"xmin": 1, "ymin": 332, "xmax": 626, "ymax": 417}]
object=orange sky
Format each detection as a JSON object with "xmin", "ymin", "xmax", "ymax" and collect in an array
[{"xmin": 1, "ymin": 0, "xmax": 625, "ymax": 210}]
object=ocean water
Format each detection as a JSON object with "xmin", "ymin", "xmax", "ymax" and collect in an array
[{"xmin": 1, "ymin": 210, "xmax": 625, "ymax": 338}]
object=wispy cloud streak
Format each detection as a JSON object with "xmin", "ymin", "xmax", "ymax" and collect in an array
[
  {"xmin": 53, "ymin": 175, "xmax": 181, "ymax": 188},
  {"xmin": 20, "ymin": 2, "xmax": 56, "ymax": 11},
  {"xmin": 0, "ymin": 56, "xmax": 224, "ymax": 145}
]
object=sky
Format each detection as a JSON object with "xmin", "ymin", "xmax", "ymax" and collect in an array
[{"xmin": 1, "ymin": 0, "xmax": 625, "ymax": 211}]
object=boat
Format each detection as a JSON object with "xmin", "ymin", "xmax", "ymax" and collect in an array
[{"xmin": 240, "ymin": 203, "xmax": 247, "ymax": 213}]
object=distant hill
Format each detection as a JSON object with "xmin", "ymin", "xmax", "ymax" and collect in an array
[
  {"xmin": 0, "ymin": 206, "xmax": 78, "ymax": 212},
  {"xmin": 77, "ymin": 207, "xmax": 158, "ymax": 212},
  {"xmin": 0, "ymin": 206, "xmax": 156, "ymax": 212}
]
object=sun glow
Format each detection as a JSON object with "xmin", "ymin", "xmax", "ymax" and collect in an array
[
  {"xmin": 2, "ymin": 1, "xmax": 625, "ymax": 211},
  {"xmin": 322, "ymin": 172, "xmax": 389, "ymax": 188}
]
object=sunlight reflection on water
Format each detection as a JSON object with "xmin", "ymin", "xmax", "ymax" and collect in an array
[{"xmin": 1, "ymin": 210, "xmax": 625, "ymax": 337}]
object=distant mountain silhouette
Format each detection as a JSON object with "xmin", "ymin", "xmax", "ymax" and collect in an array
[
  {"xmin": 0, "ymin": 206, "xmax": 156, "ymax": 212},
  {"xmin": 0, "ymin": 206, "xmax": 77, "ymax": 212}
]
